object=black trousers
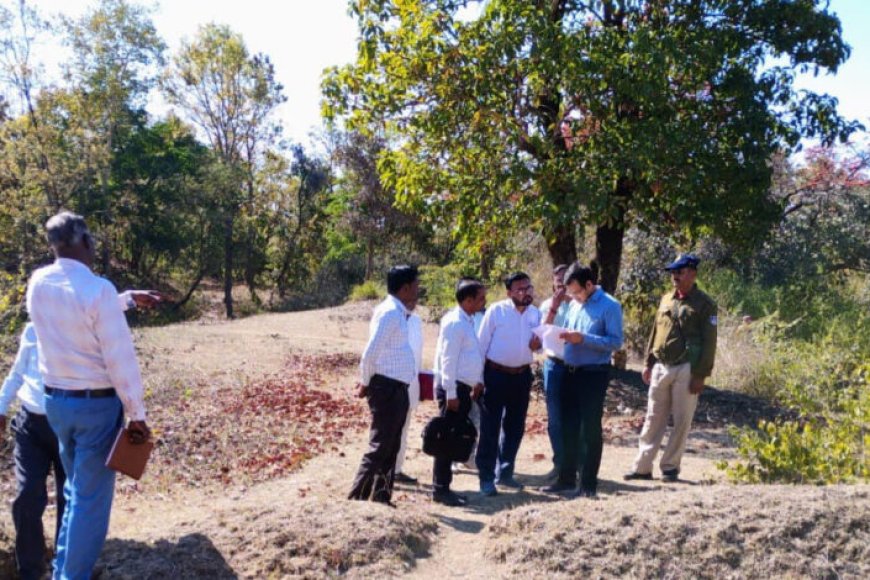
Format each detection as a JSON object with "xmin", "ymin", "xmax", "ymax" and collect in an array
[
  {"xmin": 349, "ymin": 374, "xmax": 410, "ymax": 503},
  {"xmin": 559, "ymin": 366, "xmax": 610, "ymax": 492},
  {"xmin": 432, "ymin": 382, "xmax": 473, "ymax": 493},
  {"xmin": 12, "ymin": 408, "xmax": 66, "ymax": 580}
]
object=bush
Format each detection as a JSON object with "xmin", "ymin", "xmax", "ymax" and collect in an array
[
  {"xmin": 417, "ymin": 264, "xmax": 469, "ymax": 321},
  {"xmin": 348, "ymin": 280, "xmax": 385, "ymax": 301},
  {"xmin": 719, "ymin": 349, "xmax": 870, "ymax": 484}
]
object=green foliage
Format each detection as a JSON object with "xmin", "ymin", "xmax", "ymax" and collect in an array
[
  {"xmin": 349, "ymin": 279, "xmax": 385, "ymax": 301},
  {"xmin": 418, "ymin": 263, "xmax": 469, "ymax": 321},
  {"xmin": 720, "ymin": 355, "xmax": 870, "ymax": 485},
  {"xmin": 324, "ymin": 0, "xmax": 859, "ymax": 286}
]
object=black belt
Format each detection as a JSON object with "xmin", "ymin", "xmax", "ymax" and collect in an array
[
  {"xmin": 564, "ymin": 363, "xmax": 611, "ymax": 374},
  {"xmin": 44, "ymin": 386, "xmax": 117, "ymax": 399},
  {"xmin": 369, "ymin": 374, "xmax": 409, "ymax": 390},
  {"xmin": 485, "ymin": 360, "xmax": 531, "ymax": 375}
]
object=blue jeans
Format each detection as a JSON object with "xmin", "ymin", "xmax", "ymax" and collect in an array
[
  {"xmin": 45, "ymin": 391, "xmax": 123, "ymax": 580},
  {"xmin": 475, "ymin": 366, "xmax": 531, "ymax": 483},
  {"xmin": 11, "ymin": 408, "xmax": 66, "ymax": 580},
  {"xmin": 543, "ymin": 358, "xmax": 566, "ymax": 470}
]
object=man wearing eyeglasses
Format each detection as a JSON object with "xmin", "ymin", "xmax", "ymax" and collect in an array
[
  {"xmin": 475, "ymin": 272, "xmax": 542, "ymax": 496},
  {"xmin": 625, "ymin": 253, "xmax": 718, "ymax": 483}
]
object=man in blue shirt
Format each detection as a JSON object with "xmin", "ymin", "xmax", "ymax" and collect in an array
[{"xmin": 543, "ymin": 262, "xmax": 623, "ymax": 498}]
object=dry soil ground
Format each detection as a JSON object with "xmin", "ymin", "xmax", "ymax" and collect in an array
[{"xmin": 0, "ymin": 301, "xmax": 867, "ymax": 579}]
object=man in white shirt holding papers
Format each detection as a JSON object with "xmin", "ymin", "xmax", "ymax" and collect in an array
[
  {"xmin": 26, "ymin": 211, "xmax": 151, "ymax": 580},
  {"xmin": 431, "ymin": 278, "xmax": 486, "ymax": 506},
  {"xmin": 538, "ymin": 264, "xmax": 573, "ymax": 482}
]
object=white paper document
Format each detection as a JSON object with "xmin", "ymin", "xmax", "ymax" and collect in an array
[{"xmin": 532, "ymin": 324, "xmax": 567, "ymax": 359}]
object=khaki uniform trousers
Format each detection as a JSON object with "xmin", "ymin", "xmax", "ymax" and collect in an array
[{"xmin": 631, "ymin": 361, "xmax": 698, "ymax": 474}]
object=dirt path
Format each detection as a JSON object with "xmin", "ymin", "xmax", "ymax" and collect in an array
[{"xmin": 0, "ymin": 302, "xmax": 758, "ymax": 578}]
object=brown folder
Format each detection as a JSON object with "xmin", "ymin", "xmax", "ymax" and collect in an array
[{"xmin": 105, "ymin": 427, "xmax": 154, "ymax": 480}]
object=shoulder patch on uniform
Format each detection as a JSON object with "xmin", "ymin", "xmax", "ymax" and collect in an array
[{"xmin": 709, "ymin": 315, "xmax": 718, "ymax": 326}]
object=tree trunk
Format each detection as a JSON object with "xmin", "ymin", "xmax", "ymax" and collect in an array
[
  {"xmin": 223, "ymin": 211, "xmax": 235, "ymax": 319},
  {"xmin": 545, "ymin": 222, "xmax": 577, "ymax": 267},
  {"xmin": 365, "ymin": 237, "xmax": 374, "ymax": 280},
  {"xmin": 594, "ymin": 220, "xmax": 625, "ymax": 295},
  {"xmin": 594, "ymin": 178, "xmax": 633, "ymax": 295}
]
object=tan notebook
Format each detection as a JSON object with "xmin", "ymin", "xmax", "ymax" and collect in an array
[{"xmin": 105, "ymin": 428, "xmax": 154, "ymax": 480}]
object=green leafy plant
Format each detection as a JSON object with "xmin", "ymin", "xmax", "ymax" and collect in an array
[
  {"xmin": 348, "ymin": 280, "xmax": 385, "ymax": 302},
  {"xmin": 719, "ymin": 352, "xmax": 870, "ymax": 484}
]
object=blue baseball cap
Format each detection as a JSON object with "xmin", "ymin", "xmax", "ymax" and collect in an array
[{"xmin": 664, "ymin": 253, "xmax": 700, "ymax": 271}]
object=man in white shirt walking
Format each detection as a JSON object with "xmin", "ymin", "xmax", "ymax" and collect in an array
[
  {"xmin": 432, "ymin": 278, "xmax": 486, "ymax": 506},
  {"xmin": 26, "ymin": 211, "xmax": 151, "ymax": 580},
  {"xmin": 349, "ymin": 265, "xmax": 419, "ymax": 504},
  {"xmin": 476, "ymin": 272, "xmax": 542, "ymax": 496}
]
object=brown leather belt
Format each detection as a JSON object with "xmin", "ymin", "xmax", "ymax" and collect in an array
[{"xmin": 486, "ymin": 359, "xmax": 530, "ymax": 375}]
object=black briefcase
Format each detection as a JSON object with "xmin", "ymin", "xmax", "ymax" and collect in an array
[{"xmin": 422, "ymin": 414, "xmax": 477, "ymax": 462}]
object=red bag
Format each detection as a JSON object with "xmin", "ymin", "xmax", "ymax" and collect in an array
[{"xmin": 418, "ymin": 370, "xmax": 434, "ymax": 401}]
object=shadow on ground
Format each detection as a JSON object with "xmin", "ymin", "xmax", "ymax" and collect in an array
[{"xmin": 97, "ymin": 533, "xmax": 237, "ymax": 579}]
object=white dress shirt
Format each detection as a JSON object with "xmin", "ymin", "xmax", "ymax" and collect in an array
[
  {"xmin": 1, "ymin": 294, "xmax": 139, "ymax": 417},
  {"xmin": 436, "ymin": 306, "xmax": 484, "ymax": 399},
  {"xmin": 359, "ymin": 294, "xmax": 417, "ymax": 387},
  {"xmin": 26, "ymin": 258, "xmax": 147, "ymax": 421},
  {"xmin": 0, "ymin": 324, "xmax": 43, "ymax": 415},
  {"xmin": 407, "ymin": 313, "xmax": 423, "ymax": 408},
  {"xmin": 477, "ymin": 299, "xmax": 542, "ymax": 367}
]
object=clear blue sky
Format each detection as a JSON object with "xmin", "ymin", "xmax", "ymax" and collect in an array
[{"xmin": 21, "ymin": 0, "xmax": 870, "ymax": 149}]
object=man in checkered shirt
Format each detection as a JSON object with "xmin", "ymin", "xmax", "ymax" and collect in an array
[{"xmin": 348, "ymin": 265, "xmax": 420, "ymax": 504}]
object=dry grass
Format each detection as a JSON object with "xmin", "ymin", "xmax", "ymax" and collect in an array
[
  {"xmin": 486, "ymin": 484, "xmax": 870, "ymax": 579},
  {"xmin": 98, "ymin": 498, "xmax": 439, "ymax": 579}
]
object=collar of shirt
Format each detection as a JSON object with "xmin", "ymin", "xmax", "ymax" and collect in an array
[
  {"xmin": 673, "ymin": 284, "xmax": 698, "ymax": 301},
  {"xmin": 387, "ymin": 293, "xmax": 410, "ymax": 316},
  {"xmin": 55, "ymin": 257, "xmax": 93, "ymax": 275}
]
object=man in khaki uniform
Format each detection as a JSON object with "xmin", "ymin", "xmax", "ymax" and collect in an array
[{"xmin": 625, "ymin": 253, "xmax": 717, "ymax": 482}]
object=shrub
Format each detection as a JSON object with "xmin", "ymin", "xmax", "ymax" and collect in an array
[
  {"xmin": 418, "ymin": 263, "xmax": 470, "ymax": 322},
  {"xmin": 719, "ymin": 350, "xmax": 870, "ymax": 484},
  {"xmin": 348, "ymin": 280, "xmax": 385, "ymax": 301}
]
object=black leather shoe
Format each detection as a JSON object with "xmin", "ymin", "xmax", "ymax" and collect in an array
[
  {"xmin": 433, "ymin": 490, "xmax": 468, "ymax": 507},
  {"xmin": 623, "ymin": 471, "xmax": 653, "ymax": 481},
  {"xmin": 543, "ymin": 467, "xmax": 560, "ymax": 483},
  {"xmin": 573, "ymin": 487, "xmax": 597, "ymax": 498},
  {"xmin": 394, "ymin": 472, "xmax": 418, "ymax": 484},
  {"xmin": 541, "ymin": 482, "xmax": 575, "ymax": 494},
  {"xmin": 496, "ymin": 476, "xmax": 524, "ymax": 490},
  {"xmin": 661, "ymin": 469, "xmax": 679, "ymax": 482}
]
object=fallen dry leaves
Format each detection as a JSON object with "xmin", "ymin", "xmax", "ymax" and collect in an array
[{"xmin": 140, "ymin": 352, "xmax": 367, "ymax": 494}]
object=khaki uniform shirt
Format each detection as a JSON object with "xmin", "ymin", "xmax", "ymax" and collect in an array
[{"xmin": 645, "ymin": 285, "xmax": 717, "ymax": 379}]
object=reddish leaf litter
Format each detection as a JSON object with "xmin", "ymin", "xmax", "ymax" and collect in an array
[{"xmin": 142, "ymin": 352, "xmax": 366, "ymax": 494}]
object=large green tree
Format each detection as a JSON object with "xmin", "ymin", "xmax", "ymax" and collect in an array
[
  {"xmin": 164, "ymin": 23, "xmax": 285, "ymax": 318},
  {"xmin": 323, "ymin": 0, "xmax": 860, "ymax": 291}
]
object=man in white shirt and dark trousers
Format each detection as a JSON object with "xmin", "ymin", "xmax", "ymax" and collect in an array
[
  {"xmin": 394, "ymin": 312, "xmax": 423, "ymax": 484},
  {"xmin": 432, "ymin": 278, "xmax": 487, "ymax": 506},
  {"xmin": 26, "ymin": 212, "xmax": 151, "ymax": 580},
  {"xmin": 476, "ymin": 272, "xmax": 542, "ymax": 496},
  {"xmin": 349, "ymin": 265, "xmax": 420, "ymax": 505}
]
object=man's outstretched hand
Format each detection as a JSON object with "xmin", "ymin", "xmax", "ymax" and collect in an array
[{"xmin": 129, "ymin": 290, "xmax": 164, "ymax": 309}]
